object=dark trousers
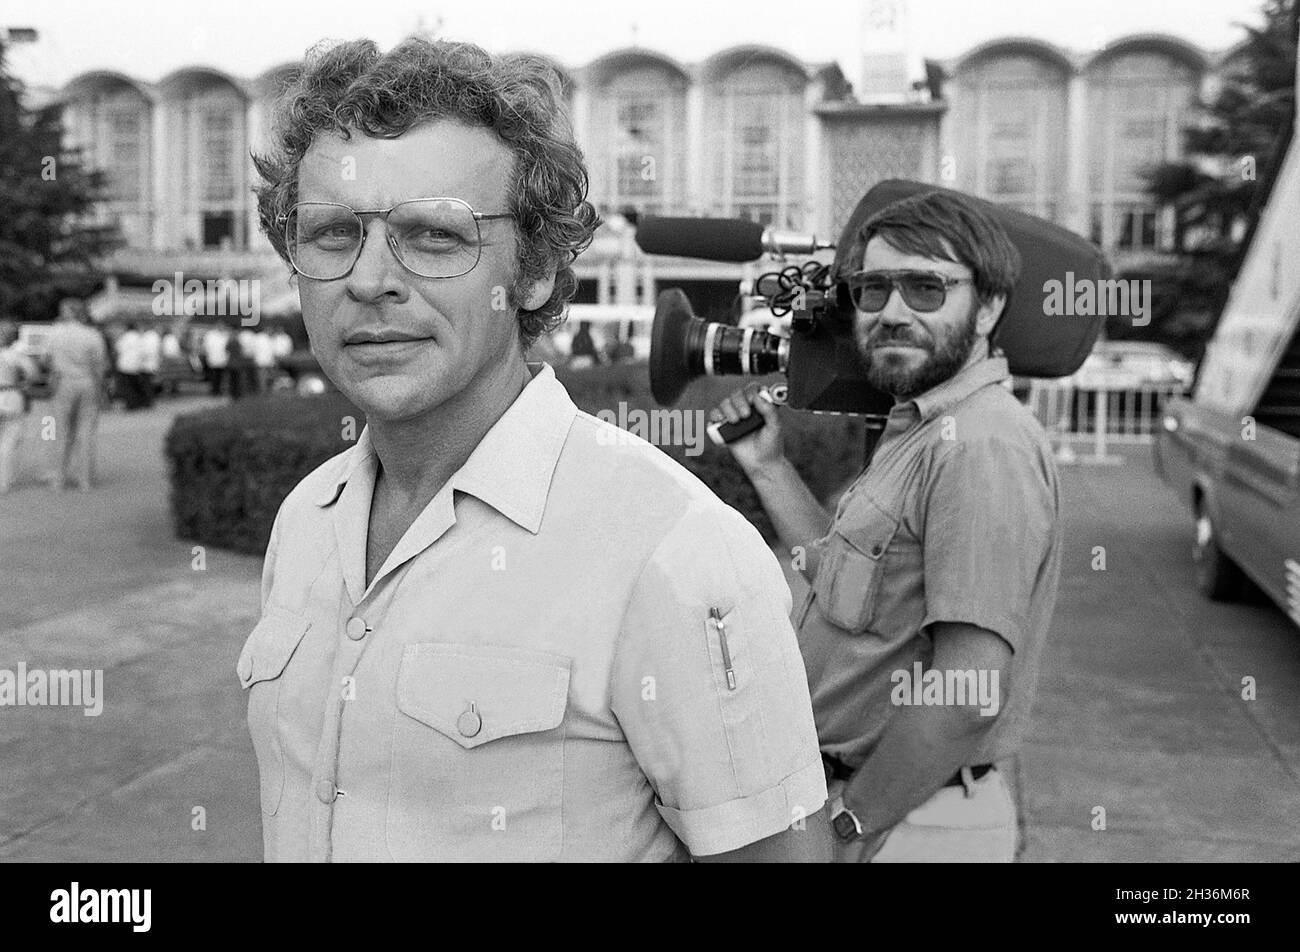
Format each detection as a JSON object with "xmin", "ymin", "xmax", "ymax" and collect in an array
[
  {"xmin": 227, "ymin": 364, "xmax": 248, "ymax": 400},
  {"xmin": 119, "ymin": 373, "xmax": 147, "ymax": 410}
]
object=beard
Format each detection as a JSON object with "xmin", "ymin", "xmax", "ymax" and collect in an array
[{"xmin": 856, "ymin": 301, "xmax": 979, "ymax": 399}]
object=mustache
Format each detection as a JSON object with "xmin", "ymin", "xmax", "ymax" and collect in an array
[{"xmin": 858, "ymin": 327, "xmax": 933, "ymax": 349}]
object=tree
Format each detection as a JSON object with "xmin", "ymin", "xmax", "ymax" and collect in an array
[
  {"xmin": 0, "ymin": 42, "xmax": 118, "ymax": 321},
  {"xmin": 1143, "ymin": 0, "xmax": 1297, "ymax": 357}
]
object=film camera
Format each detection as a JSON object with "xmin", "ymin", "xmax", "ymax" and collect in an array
[{"xmin": 636, "ymin": 180, "xmax": 1111, "ymax": 446}]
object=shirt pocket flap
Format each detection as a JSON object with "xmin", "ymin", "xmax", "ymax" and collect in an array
[
  {"xmin": 813, "ymin": 501, "xmax": 900, "ymax": 632},
  {"xmin": 237, "ymin": 607, "xmax": 312, "ymax": 689},
  {"xmin": 396, "ymin": 643, "xmax": 572, "ymax": 750}
]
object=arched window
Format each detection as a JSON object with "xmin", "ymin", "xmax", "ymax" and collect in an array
[
  {"xmin": 703, "ymin": 51, "xmax": 808, "ymax": 228},
  {"xmin": 1085, "ymin": 41, "xmax": 1204, "ymax": 253}
]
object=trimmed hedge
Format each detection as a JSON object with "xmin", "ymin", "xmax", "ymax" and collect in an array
[
  {"xmin": 166, "ymin": 362, "xmax": 868, "ymax": 554},
  {"xmin": 552, "ymin": 363, "xmax": 866, "ymax": 542},
  {"xmin": 165, "ymin": 391, "xmax": 363, "ymax": 555}
]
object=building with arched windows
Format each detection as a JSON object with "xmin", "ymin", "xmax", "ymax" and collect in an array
[{"xmin": 51, "ymin": 33, "xmax": 1230, "ymax": 311}]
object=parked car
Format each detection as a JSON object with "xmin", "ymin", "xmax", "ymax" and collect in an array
[
  {"xmin": 1074, "ymin": 340, "xmax": 1194, "ymax": 390},
  {"xmin": 1155, "ymin": 122, "xmax": 1300, "ymax": 625}
]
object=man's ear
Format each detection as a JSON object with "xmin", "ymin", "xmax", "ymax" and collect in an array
[
  {"xmin": 521, "ymin": 269, "xmax": 557, "ymax": 312},
  {"xmin": 975, "ymin": 294, "xmax": 1005, "ymax": 338}
]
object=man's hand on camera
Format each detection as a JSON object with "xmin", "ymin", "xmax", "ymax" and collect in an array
[
  {"xmin": 708, "ymin": 383, "xmax": 829, "ymax": 573},
  {"xmin": 709, "ymin": 383, "xmax": 784, "ymax": 474}
]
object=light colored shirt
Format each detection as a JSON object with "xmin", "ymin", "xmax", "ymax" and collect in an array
[
  {"xmin": 797, "ymin": 355, "xmax": 1061, "ymax": 769},
  {"xmin": 114, "ymin": 330, "xmax": 142, "ymax": 374},
  {"xmin": 203, "ymin": 328, "xmax": 229, "ymax": 368},
  {"xmin": 139, "ymin": 329, "xmax": 161, "ymax": 373},
  {"xmin": 252, "ymin": 332, "xmax": 277, "ymax": 368},
  {"xmin": 242, "ymin": 363, "xmax": 826, "ymax": 862},
  {"xmin": 46, "ymin": 322, "xmax": 108, "ymax": 383}
]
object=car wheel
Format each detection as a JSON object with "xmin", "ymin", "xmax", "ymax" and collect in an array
[{"xmin": 1193, "ymin": 508, "xmax": 1245, "ymax": 601}]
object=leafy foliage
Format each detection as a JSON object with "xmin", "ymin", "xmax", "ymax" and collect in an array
[
  {"xmin": 0, "ymin": 44, "xmax": 118, "ymax": 319},
  {"xmin": 1143, "ymin": 0, "xmax": 1298, "ymax": 356}
]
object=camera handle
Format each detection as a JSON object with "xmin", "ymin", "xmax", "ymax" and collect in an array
[
  {"xmin": 708, "ymin": 413, "xmax": 766, "ymax": 446},
  {"xmin": 706, "ymin": 384, "xmax": 788, "ymax": 446}
]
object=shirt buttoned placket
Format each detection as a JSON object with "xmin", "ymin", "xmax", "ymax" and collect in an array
[
  {"xmin": 308, "ymin": 470, "xmax": 460, "ymax": 862},
  {"xmin": 308, "ymin": 562, "xmax": 414, "ymax": 862}
]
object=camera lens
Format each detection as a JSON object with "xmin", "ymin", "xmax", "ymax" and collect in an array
[{"xmin": 688, "ymin": 322, "xmax": 786, "ymax": 378}]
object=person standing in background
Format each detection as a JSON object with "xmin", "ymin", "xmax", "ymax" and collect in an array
[
  {"xmin": 271, "ymin": 327, "xmax": 293, "ymax": 363},
  {"xmin": 161, "ymin": 327, "xmax": 187, "ymax": 396},
  {"xmin": 115, "ymin": 322, "xmax": 144, "ymax": 410},
  {"xmin": 161, "ymin": 328, "xmax": 183, "ymax": 362},
  {"xmin": 568, "ymin": 320, "xmax": 599, "ymax": 368},
  {"xmin": 46, "ymin": 299, "xmax": 109, "ymax": 491},
  {"xmin": 139, "ymin": 323, "xmax": 161, "ymax": 408},
  {"xmin": 225, "ymin": 327, "xmax": 253, "ymax": 399},
  {"xmin": 271, "ymin": 327, "xmax": 294, "ymax": 388},
  {"xmin": 202, "ymin": 323, "xmax": 230, "ymax": 396},
  {"xmin": 253, "ymin": 329, "xmax": 277, "ymax": 394},
  {"xmin": 237, "ymin": 326, "xmax": 260, "ymax": 395},
  {"xmin": 0, "ymin": 321, "xmax": 39, "ymax": 494}
]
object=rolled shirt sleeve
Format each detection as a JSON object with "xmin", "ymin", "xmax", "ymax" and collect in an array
[
  {"xmin": 610, "ymin": 500, "xmax": 827, "ymax": 856},
  {"xmin": 920, "ymin": 435, "xmax": 1057, "ymax": 652}
]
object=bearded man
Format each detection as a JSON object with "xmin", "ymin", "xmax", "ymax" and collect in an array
[{"xmin": 711, "ymin": 189, "xmax": 1062, "ymax": 862}]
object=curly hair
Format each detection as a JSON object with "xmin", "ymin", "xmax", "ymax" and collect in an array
[{"xmin": 253, "ymin": 37, "xmax": 601, "ymax": 346}]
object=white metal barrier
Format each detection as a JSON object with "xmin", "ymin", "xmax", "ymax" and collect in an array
[{"xmin": 1026, "ymin": 379, "xmax": 1188, "ymax": 464}]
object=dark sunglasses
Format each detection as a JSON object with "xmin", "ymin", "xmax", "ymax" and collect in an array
[{"xmin": 845, "ymin": 269, "xmax": 975, "ymax": 314}]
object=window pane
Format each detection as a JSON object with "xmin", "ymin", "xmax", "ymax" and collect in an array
[
  {"xmin": 733, "ymin": 203, "xmax": 777, "ymax": 226},
  {"xmin": 731, "ymin": 94, "xmax": 779, "ymax": 200},
  {"xmin": 616, "ymin": 98, "xmax": 664, "ymax": 201},
  {"xmin": 201, "ymin": 110, "xmax": 235, "ymax": 202},
  {"xmin": 990, "ymin": 158, "xmax": 1030, "ymax": 196},
  {"xmin": 106, "ymin": 110, "xmax": 143, "ymax": 201}
]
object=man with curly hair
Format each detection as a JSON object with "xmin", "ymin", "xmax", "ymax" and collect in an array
[{"xmin": 239, "ymin": 36, "xmax": 828, "ymax": 863}]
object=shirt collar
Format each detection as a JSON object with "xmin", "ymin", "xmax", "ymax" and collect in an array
[
  {"xmin": 314, "ymin": 363, "xmax": 577, "ymax": 535},
  {"xmin": 906, "ymin": 354, "xmax": 1011, "ymax": 422},
  {"xmin": 315, "ymin": 425, "xmax": 375, "ymax": 508}
]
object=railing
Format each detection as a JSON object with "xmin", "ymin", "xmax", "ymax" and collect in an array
[{"xmin": 1025, "ymin": 379, "xmax": 1189, "ymax": 464}]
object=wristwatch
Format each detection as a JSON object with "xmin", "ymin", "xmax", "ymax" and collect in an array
[{"xmin": 829, "ymin": 797, "xmax": 864, "ymax": 842}]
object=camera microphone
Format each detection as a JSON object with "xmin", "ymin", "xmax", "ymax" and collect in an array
[{"xmin": 634, "ymin": 216, "xmax": 835, "ymax": 262}]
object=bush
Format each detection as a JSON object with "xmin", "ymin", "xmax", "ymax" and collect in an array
[
  {"xmin": 165, "ymin": 362, "xmax": 869, "ymax": 554},
  {"xmin": 165, "ymin": 391, "xmax": 362, "ymax": 555},
  {"xmin": 554, "ymin": 363, "xmax": 866, "ymax": 542}
]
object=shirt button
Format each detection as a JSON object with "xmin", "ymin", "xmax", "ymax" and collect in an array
[
  {"xmin": 345, "ymin": 617, "xmax": 368, "ymax": 640},
  {"xmin": 316, "ymin": 780, "xmax": 338, "ymax": 804},
  {"xmin": 457, "ymin": 704, "xmax": 482, "ymax": 738},
  {"xmin": 871, "ymin": 544, "xmax": 884, "ymax": 557}
]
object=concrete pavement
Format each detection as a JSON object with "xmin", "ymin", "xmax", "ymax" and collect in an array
[
  {"xmin": 1019, "ymin": 445, "xmax": 1300, "ymax": 861},
  {"xmin": 1, "ymin": 397, "xmax": 262, "ymax": 861},
  {"xmin": 1, "ymin": 399, "xmax": 1298, "ymax": 861}
]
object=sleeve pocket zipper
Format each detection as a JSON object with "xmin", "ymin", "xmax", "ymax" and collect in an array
[{"xmin": 709, "ymin": 607, "xmax": 737, "ymax": 690}]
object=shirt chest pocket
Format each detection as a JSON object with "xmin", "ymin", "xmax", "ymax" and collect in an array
[
  {"xmin": 237, "ymin": 607, "xmax": 312, "ymax": 816},
  {"xmin": 387, "ymin": 643, "xmax": 572, "ymax": 862},
  {"xmin": 812, "ymin": 500, "xmax": 900, "ymax": 634}
]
